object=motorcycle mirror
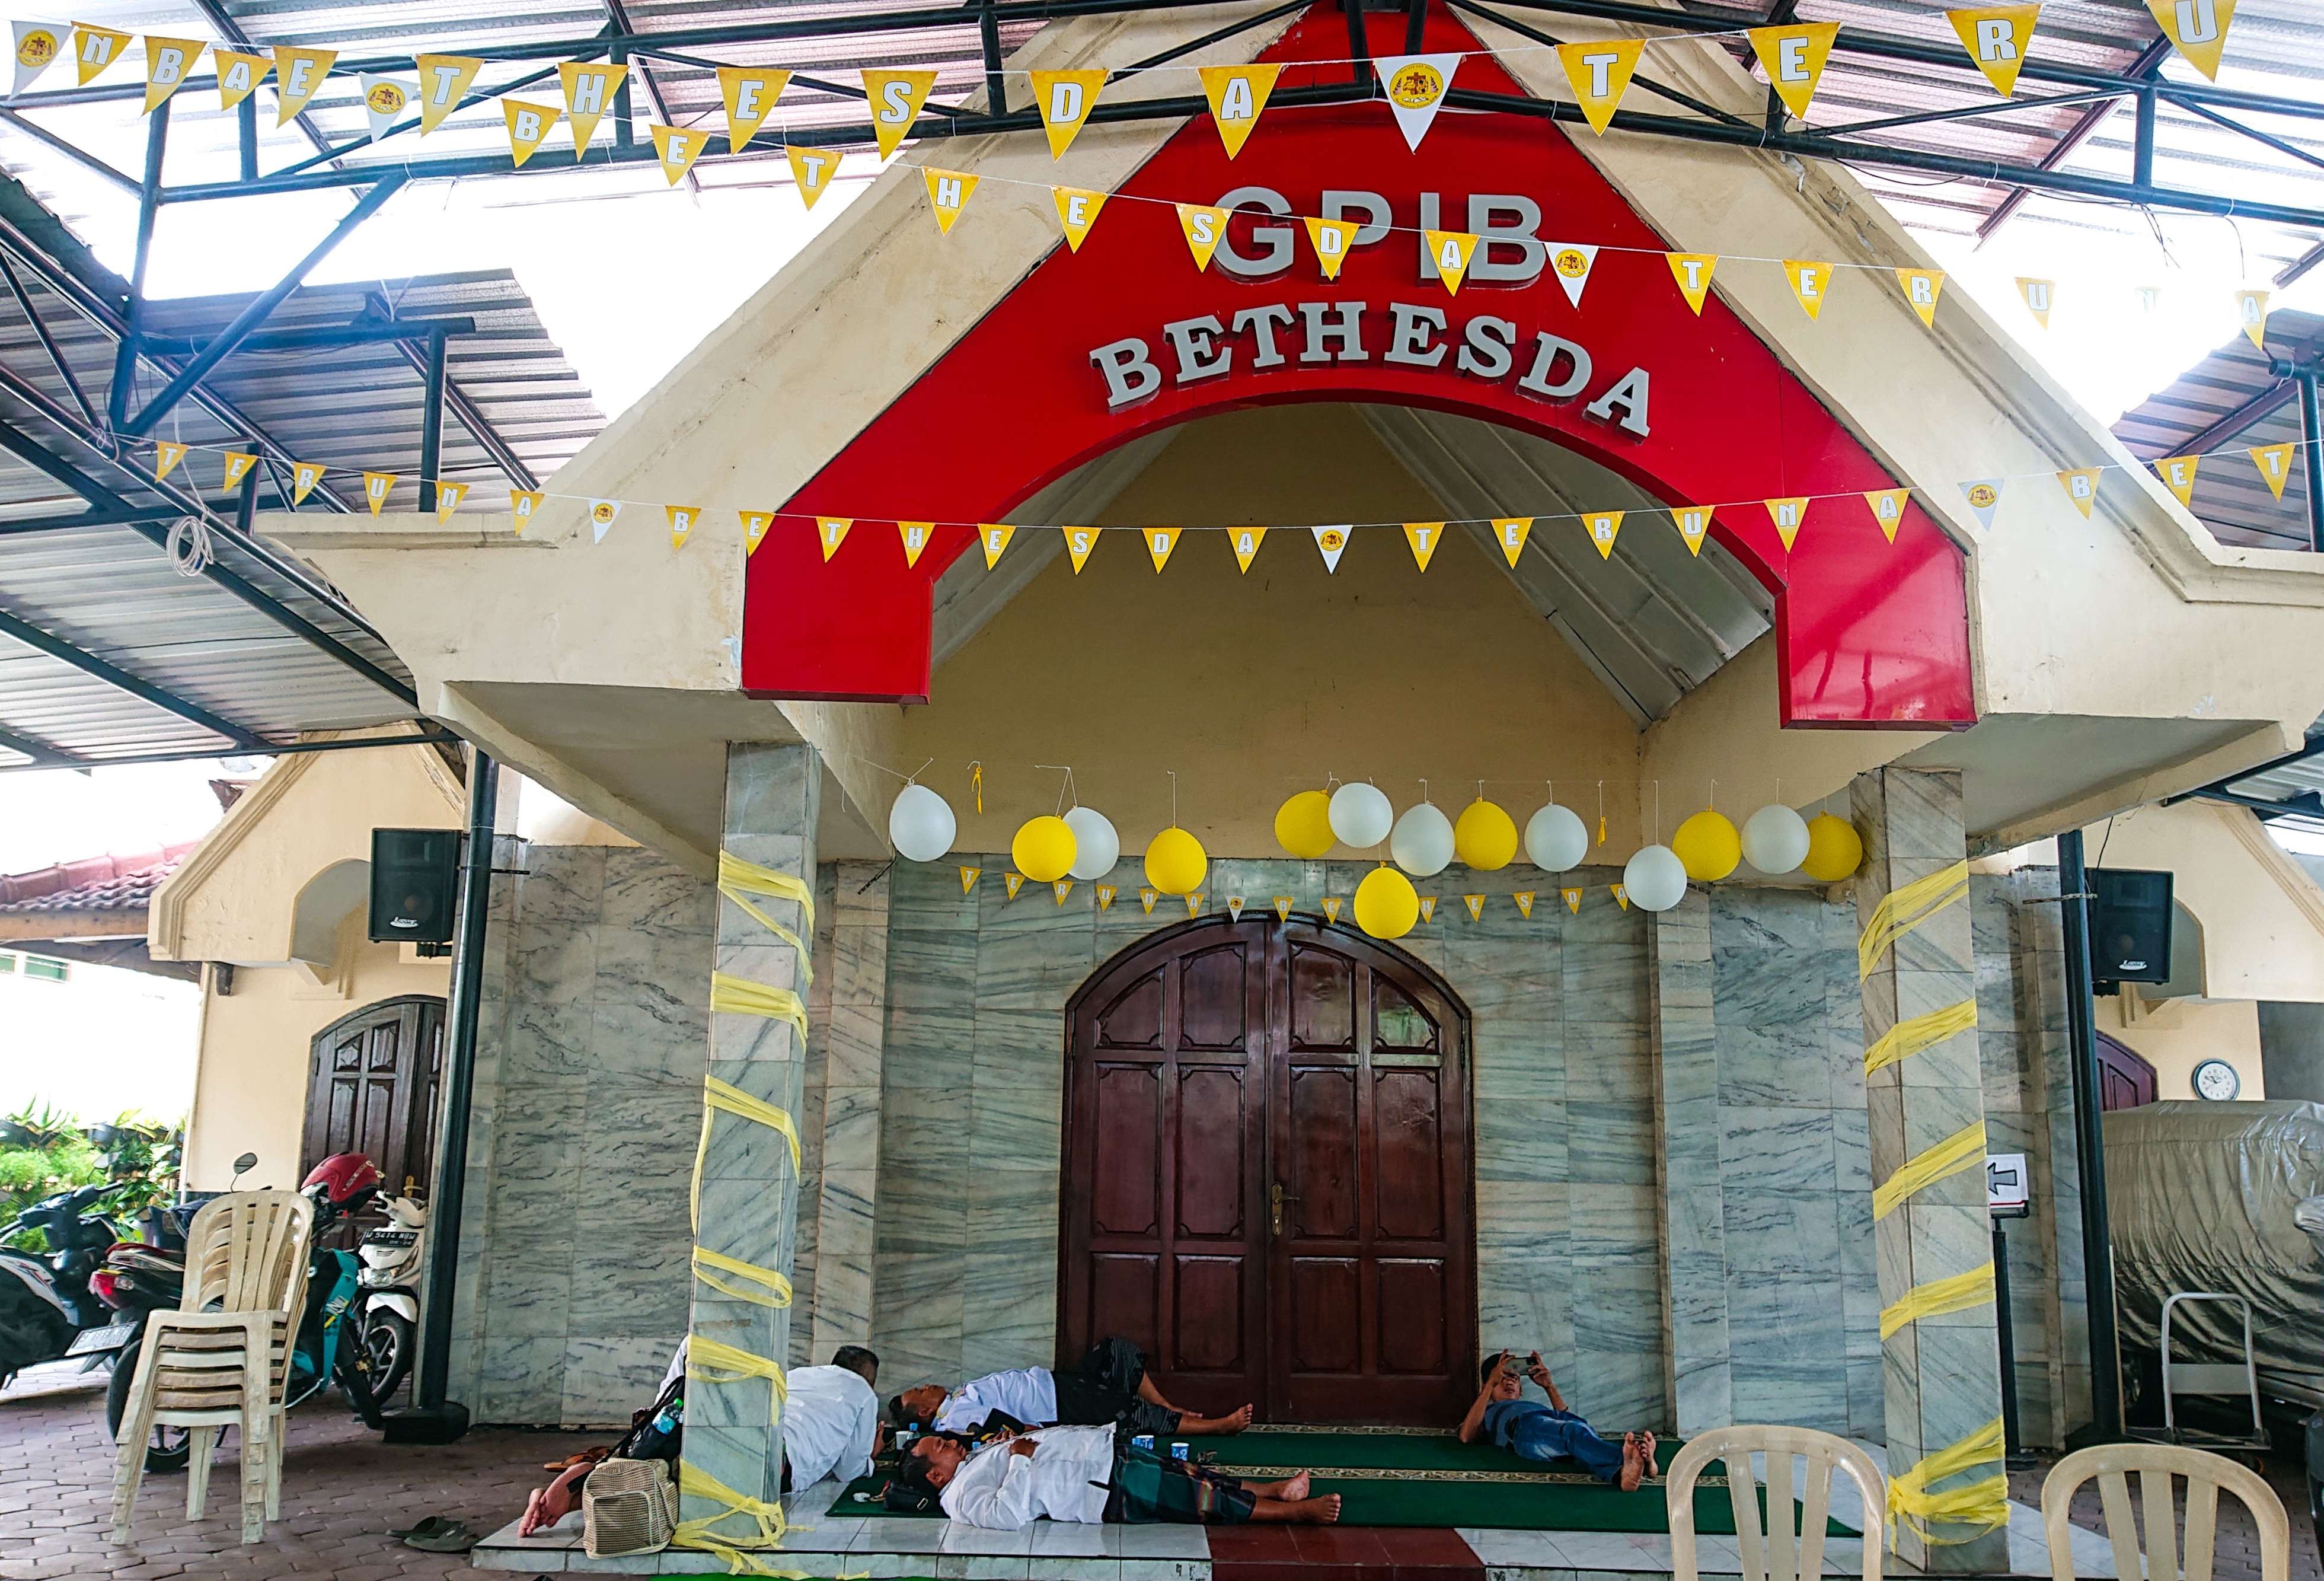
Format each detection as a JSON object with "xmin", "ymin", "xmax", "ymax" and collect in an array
[{"xmin": 231, "ymin": 1152, "xmax": 258, "ymax": 1186}]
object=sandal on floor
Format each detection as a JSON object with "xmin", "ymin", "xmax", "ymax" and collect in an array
[
  {"xmin": 403, "ymin": 1521, "xmax": 479, "ymax": 1553},
  {"xmin": 388, "ymin": 1516, "xmax": 460, "ymax": 1541}
]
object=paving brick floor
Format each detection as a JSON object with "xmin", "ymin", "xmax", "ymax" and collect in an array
[{"xmin": 2007, "ymin": 1455, "xmax": 2320, "ymax": 1581}]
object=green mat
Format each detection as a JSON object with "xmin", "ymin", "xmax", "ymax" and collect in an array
[{"xmin": 832, "ymin": 1432, "xmax": 1855, "ymax": 1535}]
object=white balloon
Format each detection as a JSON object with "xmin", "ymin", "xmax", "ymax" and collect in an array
[
  {"xmin": 1623, "ymin": 844, "xmax": 1690, "ymax": 912},
  {"xmin": 1524, "ymin": 803, "xmax": 1590, "ymax": 872},
  {"xmin": 1741, "ymin": 804, "xmax": 1811, "ymax": 875},
  {"xmin": 1390, "ymin": 802, "xmax": 1455, "ymax": 876},
  {"xmin": 1328, "ymin": 782, "xmax": 1394, "ymax": 849},
  {"xmin": 888, "ymin": 783, "xmax": 956, "ymax": 862},
  {"xmin": 1064, "ymin": 805, "xmax": 1120, "ymax": 881}
]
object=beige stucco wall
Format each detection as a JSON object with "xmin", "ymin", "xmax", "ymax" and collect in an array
[{"xmin": 2096, "ymin": 994, "xmax": 2264, "ymax": 1104}]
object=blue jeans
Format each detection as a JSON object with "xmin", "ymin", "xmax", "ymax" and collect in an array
[{"xmin": 1506, "ymin": 1408, "xmax": 1626, "ymax": 1483}]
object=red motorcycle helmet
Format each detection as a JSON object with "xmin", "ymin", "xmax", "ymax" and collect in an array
[{"xmin": 301, "ymin": 1152, "xmax": 383, "ymax": 1210}]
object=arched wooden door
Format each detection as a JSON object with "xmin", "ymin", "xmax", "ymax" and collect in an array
[
  {"xmin": 1058, "ymin": 916, "xmax": 1475, "ymax": 1426},
  {"xmin": 302, "ymin": 995, "xmax": 446, "ymax": 1200}
]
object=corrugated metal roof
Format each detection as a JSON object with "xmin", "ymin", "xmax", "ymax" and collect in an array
[{"xmin": 2110, "ymin": 307, "xmax": 2317, "ymax": 552}]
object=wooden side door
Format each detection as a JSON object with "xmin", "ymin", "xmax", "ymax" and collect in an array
[
  {"xmin": 302, "ymin": 995, "xmax": 447, "ymax": 1201},
  {"xmin": 1059, "ymin": 920, "xmax": 1272, "ymax": 1418},
  {"xmin": 2096, "ymin": 1030, "xmax": 2159, "ymax": 1111},
  {"xmin": 1268, "ymin": 922, "xmax": 1474, "ymax": 1425}
]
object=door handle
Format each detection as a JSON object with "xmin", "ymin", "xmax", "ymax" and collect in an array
[{"xmin": 1270, "ymin": 1183, "xmax": 1301, "ymax": 1236}]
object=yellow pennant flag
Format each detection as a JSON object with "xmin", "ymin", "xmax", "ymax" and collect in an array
[
  {"xmin": 2056, "ymin": 469, "xmax": 2102, "ymax": 518},
  {"xmin": 361, "ymin": 470, "xmax": 397, "ymax": 514},
  {"xmin": 1946, "ymin": 6, "xmax": 2041, "ymax": 95},
  {"xmin": 1895, "ymin": 268, "xmax": 1946, "ymax": 328},
  {"xmin": 1666, "ymin": 253, "xmax": 1718, "ymax": 315},
  {"xmin": 1865, "ymin": 488, "xmax": 1911, "ymax": 543},
  {"xmin": 72, "ymin": 25, "xmax": 128, "ymax": 86},
  {"xmin": 273, "ymin": 47, "xmax": 336, "ymax": 125},
  {"xmin": 1404, "ymin": 522, "xmax": 1442, "ymax": 571},
  {"xmin": 1198, "ymin": 63, "xmax": 1281, "ymax": 158},
  {"xmin": 979, "ymin": 524, "xmax": 1015, "ymax": 568},
  {"xmin": 863, "ymin": 68, "xmax": 938, "ymax": 158},
  {"xmin": 296, "ymin": 464, "xmax": 335, "ymax": 505},
  {"xmin": 1765, "ymin": 497, "xmax": 1809, "ymax": 551},
  {"xmin": 740, "ymin": 511, "xmax": 773, "ymax": 556},
  {"xmin": 1556, "ymin": 39, "xmax": 1642, "ymax": 135},
  {"xmin": 717, "ymin": 66, "xmax": 789, "ymax": 154},
  {"xmin": 510, "ymin": 490, "xmax": 543, "ymax": 534},
  {"xmin": 651, "ymin": 123, "xmax": 711, "ymax": 186},
  {"xmin": 1672, "ymin": 505, "xmax": 1712, "ymax": 557},
  {"xmin": 1030, "ymin": 69, "xmax": 1105, "ymax": 158},
  {"xmin": 1582, "ymin": 511, "xmax": 1623, "ymax": 560},
  {"xmin": 152, "ymin": 441, "xmax": 186, "ymax": 482},
  {"xmin": 503, "ymin": 100, "xmax": 560, "ymax": 167},
  {"xmin": 1063, "ymin": 525, "xmax": 1098, "ymax": 573},
  {"xmin": 1611, "ymin": 884, "xmax": 1629, "ymax": 910},
  {"xmin": 667, "ymin": 504, "xmax": 701, "ymax": 549},
  {"xmin": 1785, "ymin": 260, "xmax": 1835, "ymax": 320},
  {"xmin": 1096, "ymin": 884, "xmax": 1116, "ymax": 911},
  {"xmin": 1562, "ymin": 887, "xmax": 1583, "ymax": 914},
  {"xmin": 142, "ymin": 36, "xmax": 203, "ymax": 113},
  {"xmin": 898, "ymin": 521, "xmax": 934, "ymax": 568},
  {"xmin": 817, "ymin": 517, "xmax": 852, "ymax": 560},
  {"xmin": 1322, "ymin": 896, "xmax": 1343, "ymax": 924},
  {"xmin": 2250, "ymin": 443, "xmax": 2296, "ymax": 502},
  {"xmin": 1178, "ymin": 204, "xmax": 1229, "ymax": 272},
  {"xmin": 2016, "ymin": 276, "xmax": 2055, "ymax": 327},
  {"xmin": 1462, "ymin": 894, "xmax": 1486, "ymax": 922},
  {"xmin": 12, "ymin": 25, "xmax": 63, "ymax": 95},
  {"xmin": 1305, "ymin": 216, "xmax": 1360, "ymax": 281},
  {"xmin": 1145, "ymin": 527, "xmax": 1181, "ymax": 572},
  {"xmin": 434, "ymin": 480, "xmax": 468, "ymax": 523},
  {"xmin": 1004, "ymin": 872, "xmax": 1025, "ymax": 900},
  {"xmin": 1749, "ymin": 23, "xmax": 1839, "ymax": 119},
  {"xmin": 1231, "ymin": 526, "xmax": 1265, "ymax": 573},
  {"xmin": 2235, "ymin": 288, "xmax": 2269, "ymax": 350},
  {"xmin": 221, "ymin": 451, "xmax": 257, "ymax": 491},
  {"xmin": 1186, "ymin": 892, "xmax": 1206, "ymax": 918},
  {"xmin": 922, "ymin": 168, "xmax": 977, "ymax": 234},
  {"xmin": 2155, "ymin": 454, "xmax": 2200, "ymax": 507},
  {"xmin": 959, "ymin": 866, "xmax": 981, "ymax": 894},
  {"xmin": 1054, "ymin": 187, "xmax": 1107, "ymax": 251},
  {"xmin": 1514, "ymin": 891, "xmax": 1536, "ymax": 919},
  {"xmin": 788, "ymin": 145, "xmax": 839, "ymax": 209},
  {"xmin": 213, "ymin": 50, "xmax": 269, "ymax": 111},
  {"xmin": 2145, "ymin": 0, "xmax": 2236, "ymax": 80},
  {"xmin": 1419, "ymin": 895, "xmax": 1438, "ymax": 922},
  {"xmin": 560, "ymin": 63, "xmax": 628, "ymax": 154},
  {"xmin": 1425, "ymin": 230, "xmax": 1480, "ymax": 295},
  {"xmin": 1055, "ymin": 880, "xmax": 1075, "ymax": 906},
  {"xmin": 414, "ymin": 54, "xmax": 483, "ymax": 134},
  {"xmin": 1141, "ymin": 888, "xmax": 1158, "ymax": 914},
  {"xmin": 1492, "ymin": 517, "xmax": 1532, "ymax": 567},
  {"xmin": 1273, "ymin": 896, "xmax": 1294, "ymax": 922}
]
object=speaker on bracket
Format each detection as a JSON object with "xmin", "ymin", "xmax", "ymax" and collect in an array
[
  {"xmin": 369, "ymin": 828, "xmax": 461, "ymax": 945},
  {"xmin": 2089, "ymin": 866, "xmax": 2173, "ymax": 986}
]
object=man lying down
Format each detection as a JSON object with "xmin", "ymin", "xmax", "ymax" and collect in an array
[{"xmin": 904, "ymin": 1423, "xmax": 1342, "ymax": 1528}]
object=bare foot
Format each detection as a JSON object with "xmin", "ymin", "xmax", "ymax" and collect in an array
[
  {"xmin": 1183, "ymin": 1404, "xmax": 1254, "ymax": 1435},
  {"xmin": 518, "ymin": 1487, "xmax": 549, "ymax": 1538},
  {"xmin": 1616, "ymin": 1433, "xmax": 1647, "ymax": 1494},
  {"xmin": 1640, "ymin": 1431, "xmax": 1658, "ymax": 1481},
  {"xmin": 1295, "ymin": 1494, "xmax": 1342, "ymax": 1524},
  {"xmin": 1260, "ymin": 1473, "xmax": 1311, "ymax": 1500}
]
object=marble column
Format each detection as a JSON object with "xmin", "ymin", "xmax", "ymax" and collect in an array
[
  {"xmin": 810, "ymin": 858, "xmax": 888, "ymax": 1353},
  {"xmin": 1850, "ymin": 768, "xmax": 2007, "ymax": 1573},
  {"xmin": 682, "ymin": 742, "xmax": 819, "ymax": 1525},
  {"xmin": 1647, "ymin": 888, "xmax": 1731, "ymax": 1435}
]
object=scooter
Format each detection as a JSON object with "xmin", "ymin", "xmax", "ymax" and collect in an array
[
  {"xmin": 0, "ymin": 1181, "xmax": 139, "ymax": 1388},
  {"xmin": 356, "ymin": 1193, "xmax": 426, "ymax": 1402}
]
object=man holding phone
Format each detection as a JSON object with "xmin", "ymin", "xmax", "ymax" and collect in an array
[{"xmin": 1457, "ymin": 1350, "xmax": 1654, "ymax": 1493}]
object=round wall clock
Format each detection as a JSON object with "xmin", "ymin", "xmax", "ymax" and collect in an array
[{"xmin": 2191, "ymin": 1059, "xmax": 2241, "ymax": 1101}]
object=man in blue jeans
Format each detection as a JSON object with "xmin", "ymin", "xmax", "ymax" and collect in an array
[{"xmin": 1457, "ymin": 1350, "xmax": 1654, "ymax": 1492}]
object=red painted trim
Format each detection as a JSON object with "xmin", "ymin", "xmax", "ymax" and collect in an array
[{"xmin": 742, "ymin": 2, "xmax": 1975, "ymax": 726}]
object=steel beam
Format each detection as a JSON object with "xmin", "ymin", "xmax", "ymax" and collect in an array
[
  {"xmin": 0, "ymin": 601, "xmax": 269, "ymax": 751},
  {"xmin": 192, "ymin": 0, "xmax": 345, "ymax": 173},
  {"xmin": 0, "ymin": 726, "xmax": 461, "ymax": 773},
  {"xmin": 121, "ymin": 175, "xmax": 408, "ymax": 438},
  {"xmin": 110, "ymin": 102, "xmax": 168, "ymax": 434},
  {"xmin": 136, "ymin": 314, "xmax": 478, "ymax": 356},
  {"xmin": 366, "ymin": 291, "xmax": 540, "ymax": 492},
  {"xmin": 2300, "ymin": 366, "xmax": 2324, "ymax": 555},
  {"xmin": 0, "ymin": 721, "xmax": 87, "ymax": 769},
  {"xmin": 2170, "ymin": 379, "xmax": 2295, "ymax": 460},
  {"xmin": 0, "ymin": 503, "xmax": 190, "ymax": 535},
  {"xmin": 419, "ymin": 329, "xmax": 447, "ymax": 514},
  {"xmin": 0, "ymin": 107, "xmax": 141, "ymax": 195},
  {"xmin": 1976, "ymin": 36, "xmax": 2173, "ymax": 245},
  {"xmin": 0, "ymin": 251, "xmax": 97, "ymax": 428}
]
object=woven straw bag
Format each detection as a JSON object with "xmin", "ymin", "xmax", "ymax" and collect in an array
[{"xmin": 583, "ymin": 1457, "xmax": 678, "ymax": 1557}]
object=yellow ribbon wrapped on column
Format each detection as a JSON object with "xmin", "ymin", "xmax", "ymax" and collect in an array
[
  {"xmin": 1857, "ymin": 858, "xmax": 1969, "ymax": 980},
  {"xmin": 1863, "ymin": 999, "xmax": 1977, "ymax": 1078},
  {"xmin": 1872, "ymin": 1120, "xmax": 1988, "ymax": 1220},
  {"xmin": 1879, "ymin": 1260, "xmax": 1997, "ymax": 1340},
  {"xmin": 717, "ymin": 851, "xmax": 816, "ymax": 987},
  {"xmin": 1887, "ymin": 1416, "xmax": 2009, "ymax": 1545}
]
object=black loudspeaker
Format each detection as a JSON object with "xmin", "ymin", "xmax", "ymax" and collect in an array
[
  {"xmin": 369, "ymin": 828, "xmax": 461, "ymax": 945},
  {"xmin": 2089, "ymin": 867, "xmax": 2173, "ymax": 985}
]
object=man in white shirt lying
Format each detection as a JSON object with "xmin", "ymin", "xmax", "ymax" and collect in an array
[
  {"xmin": 780, "ymin": 1344, "xmax": 883, "ymax": 1492},
  {"xmin": 906, "ymin": 1423, "xmax": 1341, "ymax": 1528},
  {"xmin": 890, "ymin": 1337, "xmax": 1251, "ymax": 1440}
]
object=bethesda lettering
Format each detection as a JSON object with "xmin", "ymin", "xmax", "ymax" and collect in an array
[{"xmin": 1088, "ymin": 301, "xmax": 1651, "ymax": 436}]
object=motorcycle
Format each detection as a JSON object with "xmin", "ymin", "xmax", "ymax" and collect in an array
[
  {"xmin": 103, "ymin": 1152, "xmax": 389, "ymax": 1474},
  {"xmin": 355, "ymin": 1192, "xmax": 426, "ymax": 1402},
  {"xmin": 0, "ymin": 1180, "xmax": 150, "ymax": 1389}
]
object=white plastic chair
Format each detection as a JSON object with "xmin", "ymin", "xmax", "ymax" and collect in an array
[
  {"xmin": 2041, "ymin": 1442, "xmax": 2290, "ymax": 1581},
  {"xmin": 1668, "ymin": 1426, "xmax": 1886, "ymax": 1581}
]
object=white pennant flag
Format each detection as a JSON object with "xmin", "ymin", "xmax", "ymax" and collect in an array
[
  {"xmin": 357, "ymin": 74, "xmax": 412, "ymax": 141},
  {"xmin": 1311, "ymin": 524, "xmax": 1350, "ymax": 573},
  {"xmin": 1549, "ymin": 243, "xmax": 1599, "ymax": 309},
  {"xmin": 11, "ymin": 23, "xmax": 64, "ymax": 94},
  {"xmin": 1959, "ymin": 479, "xmax": 2003, "ymax": 531},
  {"xmin": 588, "ymin": 498, "xmax": 622, "ymax": 542},
  {"xmin": 1374, "ymin": 53, "xmax": 1459, "ymax": 149}
]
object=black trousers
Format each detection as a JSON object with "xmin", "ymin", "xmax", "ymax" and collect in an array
[{"xmin": 1051, "ymin": 1337, "xmax": 1180, "ymax": 1435}]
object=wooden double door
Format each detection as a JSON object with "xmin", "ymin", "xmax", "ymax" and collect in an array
[
  {"xmin": 1058, "ymin": 916, "xmax": 1475, "ymax": 1426},
  {"xmin": 302, "ymin": 995, "xmax": 446, "ymax": 1204}
]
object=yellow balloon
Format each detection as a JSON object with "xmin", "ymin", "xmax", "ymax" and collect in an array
[
  {"xmin": 1353, "ymin": 866, "xmax": 1420, "ymax": 939},
  {"xmin": 1801, "ymin": 812, "xmax": 1864, "ymax": 883},
  {"xmin": 1144, "ymin": 826, "xmax": 1208, "ymax": 896},
  {"xmin": 1011, "ymin": 814, "xmax": 1077, "ymax": 884},
  {"xmin": 1672, "ymin": 809, "xmax": 1742, "ymax": 882},
  {"xmin": 1274, "ymin": 790, "xmax": 1336, "ymax": 859},
  {"xmin": 1453, "ymin": 799, "xmax": 1518, "ymax": 870}
]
